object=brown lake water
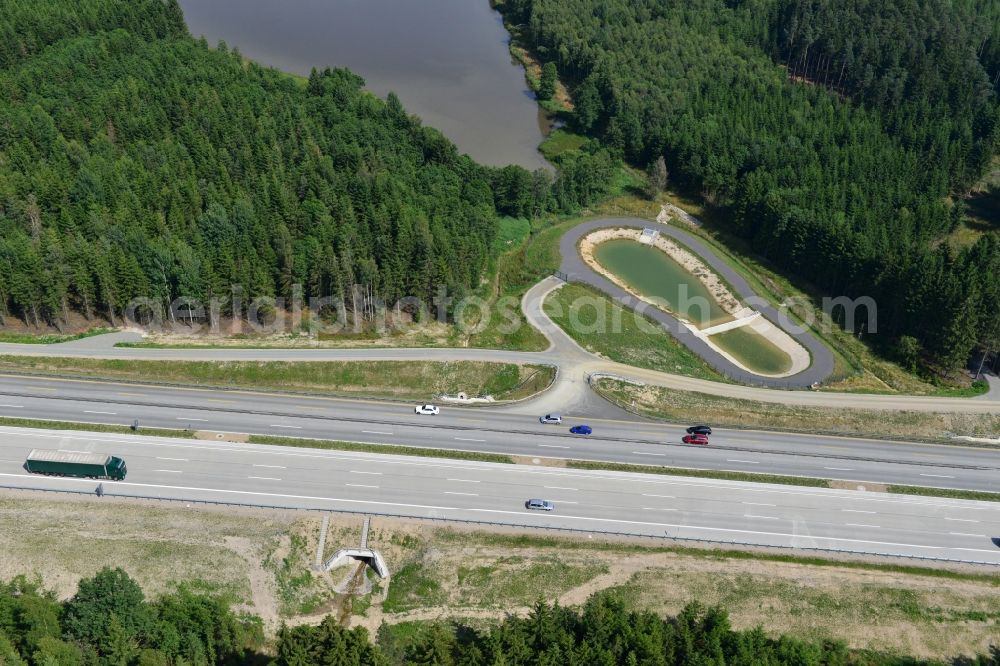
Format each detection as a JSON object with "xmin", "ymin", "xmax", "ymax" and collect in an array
[{"xmin": 177, "ymin": 0, "xmax": 551, "ymax": 170}]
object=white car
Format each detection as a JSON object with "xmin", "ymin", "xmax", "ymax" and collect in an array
[
  {"xmin": 539, "ymin": 414, "xmax": 562, "ymax": 424},
  {"xmin": 415, "ymin": 404, "xmax": 440, "ymax": 415}
]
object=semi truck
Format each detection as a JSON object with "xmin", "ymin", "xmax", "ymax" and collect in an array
[{"xmin": 25, "ymin": 449, "xmax": 127, "ymax": 480}]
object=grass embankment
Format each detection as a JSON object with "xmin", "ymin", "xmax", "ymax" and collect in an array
[
  {"xmin": 249, "ymin": 435, "xmax": 514, "ymax": 465},
  {"xmin": 0, "ymin": 416, "xmax": 192, "ymax": 439},
  {"xmin": 594, "ymin": 378, "xmax": 1000, "ymax": 444},
  {"xmin": 0, "ymin": 328, "xmax": 113, "ymax": 344},
  {"xmin": 544, "ymin": 283, "xmax": 724, "ymax": 381},
  {"xmin": 6, "ymin": 493, "xmax": 999, "ymax": 657},
  {"xmin": 0, "ymin": 356, "xmax": 555, "ymax": 402}
]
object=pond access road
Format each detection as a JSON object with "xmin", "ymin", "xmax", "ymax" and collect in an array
[{"xmin": 558, "ymin": 218, "xmax": 834, "ymax": 387}]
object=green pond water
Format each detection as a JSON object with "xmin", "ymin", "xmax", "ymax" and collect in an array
[
  {"xmin": 593, "ymin": 239, "xmax": 732, "ymax": 327},
  {"xmin": 712, "ymin": 326, "xmax": 793, "ymax": 376}
]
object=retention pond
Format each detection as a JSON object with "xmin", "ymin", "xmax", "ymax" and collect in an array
[{"xmin": 592, "ymin": 239, "xmax": 732, "ymax": 328}]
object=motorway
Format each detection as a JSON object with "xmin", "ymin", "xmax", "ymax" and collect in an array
[
  {"xmin": 2, "ymin": 426, "xmax": 998, "ymax": 564},
  {"xmin": 2, "ymin": 374, "xmax": 1000, "ymax": 492}
]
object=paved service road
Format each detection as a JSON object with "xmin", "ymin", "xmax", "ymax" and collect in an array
[
  {"xmin": 2, "ymin": 374, "xmax": 1000, "ymax": 492},
  {"xmin": 2, "ymin": 427, "xmax": 998, "ymax": 564}
]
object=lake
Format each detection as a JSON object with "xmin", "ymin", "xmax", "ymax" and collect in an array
[{"xmin": 177, "ymin": 0, "xmax": 551, "ymax": 170}]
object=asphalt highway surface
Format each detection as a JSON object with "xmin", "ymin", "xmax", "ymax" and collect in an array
[
  {"xmin": 1, "ymin": 374, "xmax": 999, "ymax": 492},
  {"xmin": 2, "ymin": 427, "xmax": 998, "ymax": 564}
]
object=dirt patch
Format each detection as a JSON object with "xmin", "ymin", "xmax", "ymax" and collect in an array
[
  {"xmin": 0, "ymin": 490, "xmax": 291, "ymax": 606},
  {"xmin": 512, "ymin": 455, "xmax": 567, "ymax": 467},
  {"xmin": 194, "ymin": 431, "xmax": 250, "ymax": 443},
  {"xmin": 223, "ymin": 536, "xmax": 281, "ymax": 630},
  {"xmin": 136, "ymin": 319, "xmax": 457, "ymax": 349},
  {"xmin": 829, "ymin": 480, "xmax": 889, "ymax": 493}
]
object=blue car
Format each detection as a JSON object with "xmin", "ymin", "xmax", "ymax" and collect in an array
[{"xmin": 569, "ymin": 425, "xmax": 592, "ymax": 435}]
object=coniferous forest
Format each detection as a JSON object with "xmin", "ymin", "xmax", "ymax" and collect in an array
[
  {"xmin": 3, "ymin": 569, "xmax": 1000, "ymax": 665},
  {"xmin": 0, "ymin": 0, "xmax": 612, "ymax": 330},
  {"xmin": 497, "ymin": 0, "xmax": 1000, "ymax": 373},
  {"xmin": 2, "ymin": 0, "xmax": 999, "ymax": 375}
]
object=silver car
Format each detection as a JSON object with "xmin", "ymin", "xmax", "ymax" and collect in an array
[
  {"xmin": 539, "ymin": 414, "xmax": 562, "ymax": 424},
  {"xmin": 525, "ymin": 499, "xmax": 555, "ymax": 511}
]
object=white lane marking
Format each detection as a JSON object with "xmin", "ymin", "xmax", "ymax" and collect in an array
[
  {"xmin": 177, "ymin": 417, "xmax": 208, "ymax": 422},
  {"xmin": 83, "ymin": 410, "xmax": 117, "ymax": 415},
  {"xmin": 824, "ymin": 467, "xmax": 854, "ymax": 471},
  {"xmin": 538, "ymin": 444, "xmax": 570, "ymax": 449},
  {"xmin": 950, "ymin": 532, "xmax": 987, "ymax": 538},
  {"xmin": 643, "ymin": 507, "xmax": 677, "ymax": 511},
  {"xmin": 642, "ymin": 493, "xmax": 675, "ymax": 499},
  {"xmin": 845, "ymin": 523, "xmax": 880, "ymax": 528},
  {"xmin": 727, "ymin": 459, "xmax": 759, "ymax": 464},
  {"xmin": 59, "ymin": 449, "xmax": 92, "ymax": 454},
  {"xmin": 447, "ymin": 478, "xmax": 480, "ymax": 483},
  {"xmin": 745, "ymin": 514, "xmax": 779, "ymax": 520},
  {"xmin": 350, "ymin": 470, "xmax": 382, "ymax": 476},
  {"xmin": 742, "ymin": 502, "xmax": 776, "ymax": 507},
  {"xmin": 156, "ymin": 457, "xmax": 188, "ymax": 462},
  {"xmin": 843, "ymin": 509, "xmax": 876, "ymax": 514},
  {"xmin": 270, "ymin": 424, "xmax": 302, "ymax": 429},
  {"xmin": 0, "ymin": 404, "xmax": 23, "ymax": 408},
  {"xmin": 444, "ymin": 491, "xmax": 478, "ymax": 496},
  {"xmin": 632, "ymin": 451, "xmax": 666, "ymax": 456},
  {"xmin": 454, "ymin": 437, "xmax": 486, "ymax": 442},
  {"xmin": 7, "ymin": 471, "xmax": 998, "ymax": 555},
  {"xmin": 919, "ymin": 473, "xmax": 955, "ymax": 479},
  {"xmin": 155, "ymin": 469, "xmax": 183, "ymax": 474},
  {"xmin": 248, "ymin": 476, "xmax": 281, "ymax": 481},
  {"xmin": 465, "ymin": 507, "xmax": 1000, "ymax": 553},
  {"xmin": 553, "ymin": 500, "xmax": 578, "ymax": 504},
  {"xmin": 545, "ymin": 486, "xmax": 577, "ymax": 491},
  {"xmin": 346, "ymin": 483, "xmax": 379, "ymax": 489},
  {"xmin": 2, "ymin": 429, "xmax": 993, "ymax": 515},
  {"xmin": 362, "ymin": 430, "xmax": 393, "ymax": 435},
  {"xmin": 253, "ymin": 464, "xmax": 286, "ymax": 469},
  {"xmin": 945, "ymin": 517, "xmax": 979, "ymax": 523}
]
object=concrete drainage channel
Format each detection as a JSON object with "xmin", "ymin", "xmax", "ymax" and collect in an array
[{"xmin": 319, "ymin": 515, "xmax": 390, "ymax": 579}]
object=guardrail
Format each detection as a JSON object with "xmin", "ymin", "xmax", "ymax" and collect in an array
[{"xmin": 2, "ymin": 482, "xmax": 996, "ymax": 567}]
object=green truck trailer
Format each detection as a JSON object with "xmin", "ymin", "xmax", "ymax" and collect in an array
[{"xmin": 25, "ymin": 449, "xmax": 127, "ymax": 480}]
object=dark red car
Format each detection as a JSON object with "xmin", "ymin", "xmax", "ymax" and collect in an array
[{"xmin": 682, "ymin": 433, "xmax": 709, "ymax": 445}]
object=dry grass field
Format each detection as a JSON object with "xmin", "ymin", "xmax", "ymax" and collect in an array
[{"xmin": 2, "ymin": 491, "xmax": 999, "ymax": 659}]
